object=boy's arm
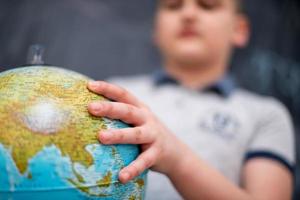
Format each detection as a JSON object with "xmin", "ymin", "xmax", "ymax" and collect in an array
[
  {"xmin": 242, "ymin": 158, "xmax": 293, "ymax": 200},
  {"xmin": 167, "ymin": 142, "xmax": 292, "ymax": 200},
  {"xmin": 87, "ymin": 81, "xmax": 293, "ymax": 200}
]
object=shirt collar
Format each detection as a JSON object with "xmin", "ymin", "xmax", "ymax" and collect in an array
[{"xmin": 153, "ymin": 70, "xmax": 236, "ymax": 98}]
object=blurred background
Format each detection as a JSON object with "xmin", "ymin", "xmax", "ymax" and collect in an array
[{"xmin": 0, "ymin": 0, "xmax": 299, "ymax": 198}]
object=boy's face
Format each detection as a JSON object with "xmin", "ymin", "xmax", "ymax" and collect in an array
[{"xmin": 154, "ymin": 0, "xmax": 249, "ymax": 66}]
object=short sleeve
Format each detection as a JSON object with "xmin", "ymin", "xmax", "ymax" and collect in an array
[{"xmin": 245, "ymin": 99, "xmax": 295, "ymax": 173}]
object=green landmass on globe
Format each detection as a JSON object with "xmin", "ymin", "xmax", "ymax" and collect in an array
[{"xmin": 0, "ymin": 66, "xmax": 146, "ymax": 200}]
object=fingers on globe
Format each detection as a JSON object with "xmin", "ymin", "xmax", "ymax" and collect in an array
[{"xmin": 88, "ymin": 81, "xmax": 142, "ymax": 107}]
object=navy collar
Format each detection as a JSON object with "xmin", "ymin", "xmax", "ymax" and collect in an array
[{"xmin": 153, "ymin": 70, "xmax": 236, "ymax": 98}]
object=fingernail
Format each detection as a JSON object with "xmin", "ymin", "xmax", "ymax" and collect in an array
[
  {"xmin": 88, "ymin": 81, "xmax": 98, "ymax": 89},
  {"xmin": 100, "ymin": 131, "xmax": 111, "ymax": 141},
  {"xmin": 89, "ymin": 103, "xmax": 101, "ymax": 110},
  {"xmin": 121, "ymin": 171, "xmax": 130, "ymax": 182}
]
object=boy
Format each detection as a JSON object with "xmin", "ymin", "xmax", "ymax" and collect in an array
[{"xmin": 87, "ymin": 0, "xmax": 295, "ymax": 199}]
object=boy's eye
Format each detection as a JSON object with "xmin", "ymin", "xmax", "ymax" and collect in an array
[
  {"xmin": 160, "ymin": 0, "xmax": 183, "ymax": 10},
  {"xmin": 197, "ymin": 0, "xmax": 221, "ymax": 10}
]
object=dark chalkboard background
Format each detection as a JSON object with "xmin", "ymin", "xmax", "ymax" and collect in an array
[{"xmin": 0, "ymin": 0, "xmax": 299, "ymax": 198}]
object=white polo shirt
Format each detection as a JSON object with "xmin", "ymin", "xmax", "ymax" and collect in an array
[{"xmin": 108, "ymin": 71, "xmax": 295, "ymax": 200}]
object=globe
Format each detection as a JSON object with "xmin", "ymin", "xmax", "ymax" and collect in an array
[{"xmin": 0, "ymin": 66, "xmax": 147, "ymax": 200}]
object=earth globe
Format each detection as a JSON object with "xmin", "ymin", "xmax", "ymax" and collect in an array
[{"xmin": 0, "ymin": 63, "xmax": 147, "ymax": 200}]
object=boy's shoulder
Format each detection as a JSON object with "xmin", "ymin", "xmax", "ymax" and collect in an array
[{"xmin": 233, "ymin": 88, "xmax": 291, "ymax": 121}]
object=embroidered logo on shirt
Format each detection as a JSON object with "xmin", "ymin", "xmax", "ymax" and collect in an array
[{"xmin": 200, "ymin": 111, "xmax": 240, "ymax": 140}]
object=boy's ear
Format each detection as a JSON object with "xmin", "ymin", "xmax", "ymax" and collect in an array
[{"xmin": 233, "ymin": 15, "xmax": 250, "ymax": 48}]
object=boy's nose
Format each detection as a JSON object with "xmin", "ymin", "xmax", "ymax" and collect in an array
[{"xmin": 180, "ymin": 1, "xmax": 199, "ymax": 23}]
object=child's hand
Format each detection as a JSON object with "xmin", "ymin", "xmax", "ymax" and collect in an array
[{"xmin": 87, "ymin": 81, "xmax": 183, "ymax": 183}]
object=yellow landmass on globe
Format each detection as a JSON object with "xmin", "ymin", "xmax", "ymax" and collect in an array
[{"xmin": 0, "ymin": 67, "xmax": 106, "ymax": 174}]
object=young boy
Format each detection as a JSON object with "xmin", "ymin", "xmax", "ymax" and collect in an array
[{"xmin": 87, "ymin": 0, "xmax": 295, "ymax": 199}]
